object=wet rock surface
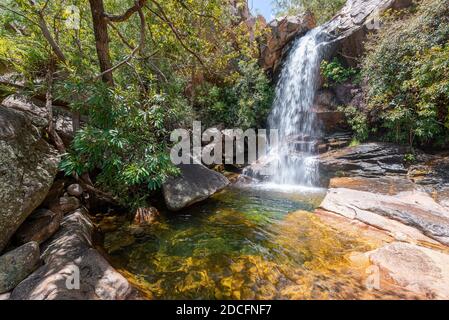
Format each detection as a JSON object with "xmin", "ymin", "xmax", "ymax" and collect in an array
[{"xmin": 318, "ymin": 142, "xmax": 411, "ymax": 178}]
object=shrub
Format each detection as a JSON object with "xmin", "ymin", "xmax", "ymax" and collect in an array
[
  {"xmin": 320, "ymin": 58, "xmax": 359, "ymax": 87},
  {"xmin": 196, "ymin": 60, "xmax": 274, "ymax": 129},
  {"xmin": 362, "ymin": 0, "xmax": 449, "ymax": 147}
]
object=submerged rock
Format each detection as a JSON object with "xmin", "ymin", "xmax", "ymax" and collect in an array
[
  {"xmin": 133, "ymin": 207, "xmax": 159, "ymax": 225},
  {"xmin": 0, "ymin": 105, "xmax": 59, "ymax": 252},
  {"xmin": 163, "ymin": 163, "xmax": 230, "ymax": 211},
  {"xmin": 369, "ymin": 242, "xmax": 449, "ymax": 299},
  {"xmin": 0, "ymin": 242, "xmax": 40, "ymax": 293},
  {"xmin": 10, "ymin": 209, "xmax": 133, "ymax": 300}
]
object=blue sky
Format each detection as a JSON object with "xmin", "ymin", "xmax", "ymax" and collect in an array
[{"xmin": 248, "ymin": 0, "xmax": 274, "ymax": 20}]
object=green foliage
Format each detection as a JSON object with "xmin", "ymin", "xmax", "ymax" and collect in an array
[
  {"xmin": 59, "ymin": 82, "xmax": 188, "ymax": 208},
  {"xmin": 320, "ymin": 58, "xmax": 359, "ymax": 87},
  {"xmin": 273, "ymin": 0, "xmax": 346, "ymax": 24},
  {"xmin": 195, "ymin": 60, "xmax": 274, "ymax": 129},
  {"xmin": 0, "ymin": 0, "xmax": 271, "ymax": 208},
  {"xmin": 362, "ymin": 0, "xmax": 449, "ymax": 147},
  {"xmin": 404, "ymin": 153, "xmax": 417, "ymax": 164},
  {"xmin": 339, "ymin": 106, "xmax": 370, "ymax": 142}
]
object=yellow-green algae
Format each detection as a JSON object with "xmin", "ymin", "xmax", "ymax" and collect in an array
[{"xmin": 102, "ymin": 186, "xmax": 396, "ymax": 299}]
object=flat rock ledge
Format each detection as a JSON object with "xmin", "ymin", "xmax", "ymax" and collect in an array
[
  {"xmin": 320, "ymin": 188, "xmax": 449, "ymax": 246},
  {"xmin": 10, "ymin": 209, "xmax": 134, "ymax": 300}
]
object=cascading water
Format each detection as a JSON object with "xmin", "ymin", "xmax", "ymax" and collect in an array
[{"xmin": 266, "ymin": 28, "xmax": 327, "ymax": 186}]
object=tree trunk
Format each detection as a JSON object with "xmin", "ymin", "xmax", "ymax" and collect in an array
[{"xmin": 88, "ymin": 0, "xmax": 114, "ymax": 85}]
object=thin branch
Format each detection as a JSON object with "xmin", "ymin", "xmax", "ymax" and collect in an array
[
  {"xmin": 0, "ymin": 4, "xmax": 39, "ymax": 27},
  {"xmin": 146, "ymin": 1, "xmax": 205, "ymax": 67},
  {"xmin": 28, "ymin": 1, "xmax": 67, "ymax": 62},
  {"xmin": 107, "ymin": 21, "xmax": 134, "ymax": 50},
  {"xmin": 45, "ymin": 63, "xmax": 66, "ymax": 153},
  {"xmin": 104, "ymin": 0, "xmax": 147, "ymax": 22}
]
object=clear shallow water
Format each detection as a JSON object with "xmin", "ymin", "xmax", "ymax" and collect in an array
[{"xmin": 101, "ymin": 186, "xmax": 391, "ymax": 300}]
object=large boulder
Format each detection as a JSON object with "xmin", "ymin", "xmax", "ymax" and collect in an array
[
  {"xmin": 0, "ymin": 105, "xmax": 59, "ymax": 252},
  {"xmin": 1, "ymin": 95, "xmax": 74, "ymax": 139},
  {"xmin": 369, "ymin": 242, "xmax": 449, "ymax": 299},
  {"xmin": 163, "ymin": 163, "xmax": 230, "ymax": 211},
  {"xmin": 260, "ymin": 12, "xmax": 316, "ymax": 75},
  {"xmin": 10, "ymin": 209, "xmax": 133, "ymax": 300},
  {"xmin": 320, "ymin": 188, "xmax": 449, "ymax": 246},
  {"xmin": 322, "ymin": 0, "xmax": 413, "ymax": 65},
  {"xmin": 0, "ymin": 242, "xmax": 40, "ymax": 293}
]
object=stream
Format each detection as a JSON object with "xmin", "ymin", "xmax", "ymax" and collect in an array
[{"xmin": 100, "ymin": 184, "xmax": 392, "ymax": 300}]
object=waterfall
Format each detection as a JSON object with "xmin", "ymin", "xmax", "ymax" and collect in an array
[{"xmin": 266, "ymin": 28, "xmax": 327, "ymax": 186}]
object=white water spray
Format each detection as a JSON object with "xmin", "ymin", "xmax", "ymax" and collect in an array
[{"xmin": 267, "ymin": 28, "xmax": 327, "ymax": 186}]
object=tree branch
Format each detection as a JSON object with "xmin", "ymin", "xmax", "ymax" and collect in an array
[
  {"xmin": 104, "ymin": 0, "xmax": 147, "ymax": 22},
  {"xmin": 93, "ymin": 6, "xmax": 146, "ymax": 80},
  {"xmin": 146, "ymin": 0, "xmax": 205, "ymax": 67},
  {"xmin": 28, "ymin": 1, "xmax": 67, "ymax": 62}
]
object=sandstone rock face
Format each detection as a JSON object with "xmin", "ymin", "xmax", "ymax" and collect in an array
[
  {"xmin": 0, "ymin": 242, "xmax": 40, "ymax": 293},
  {"xmin": 369, "ymin": 242, "xmax": 449, "ymax": 299},
  {"xmin": 10, "ymin": 209, "xmax": 133, "ymax": 300},
  {"xmin": 163, "ymin": 163, "xmax": 230, "ymax": 211},
  {"xmin": 322, "ymin": 0, "xmax": 413, "ymax": 65},
  {"xmin": 14, "ymin": 209, "xmax": 63, "ymax": 245},
  {"xmin": 0, "ymin": 105, "xmax": 59, "ymax": 252},
  {"xmin": 319, "ymin": 142, "xmax": 410, "ymax": 178},
  {"xmin": 320, "ymin": 188, "xmax": 449, "ymax": 246},
  {"xmin": 260, "ymin": 12, "xmax": 316, "ymax": 75}
]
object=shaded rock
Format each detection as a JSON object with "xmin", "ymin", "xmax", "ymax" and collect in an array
[
  {"xmin": 319, "ymin": 142, "xmax": 411, "ymax": 178},
  {"xmin": 0, "ymin": 105, "xmax": 59, "ymax": 252},
  {"xmin": 14, "ymin": 209, "xmax": 63, "ymax": 245},
  {"xmin": 0, "ymin": 242, "xmax": 40, "ymax": 293},
  {"xmin": 57, "ymin": 196, "xmax": 81, "ymax": 215},
  {"xmin": 133, "ymin": 207, "xmax": 159, "ymax": 225},
  {"xmin": 10, "ymin": 209, "xmax": 133, "ymax": 300},
  {"xmin": 2, "ymin": 95, "xmax": 74, "ymax": 142},
  {"xmin": 260, "ymin": 12, "xmax": 316, "ymax": 75},
  {"xmin": 41, "ymin": 179, "xmax": 65, "ymax": 208},
  {"xmin": 163, "ymin": 163, "xmax": 230, "ymax": 211},
  {"xmin": 315, "ymin": 107, "xmax": 348, "ymax": 134},
  {"xmin": 369, "ymin": 242, "xmax": 449, "ymax": 299},
  {"xmin": 67, "ymin": 184, "xmax": 83, "ymax": 197},
  {"xmin": 408, "ymin": 156, "xmax": 449, "ymax": 188},
  {"xmin": 320, "ymin": 188, "xmax": 449, "ymax": 246}
]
